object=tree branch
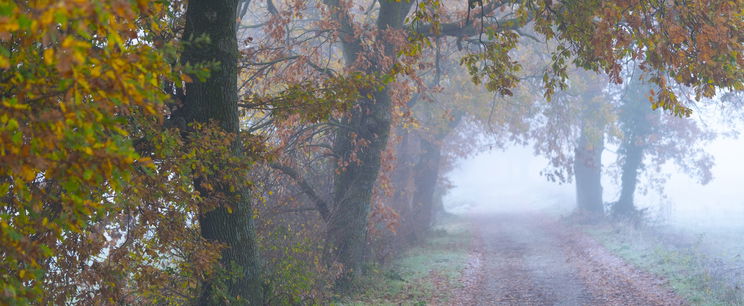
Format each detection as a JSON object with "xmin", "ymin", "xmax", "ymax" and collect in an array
[
  {"xmin": 269, "ymin": 162, "xmax": 331, "ymax": 221},
  {"xmin": 415, "ymin": 14, "xmax": 527, "ymax": 38}
]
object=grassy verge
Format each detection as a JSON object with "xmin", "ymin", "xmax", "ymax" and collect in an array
[
  {"xmin": 582, "ymin": 222, "xmax": 744, "ymax": 305},
  {"xmin": 337, "ymin": 216, "xmax": 473, "ymax": 305}
]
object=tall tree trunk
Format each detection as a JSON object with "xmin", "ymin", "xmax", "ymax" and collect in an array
[
  {"xmin": 574, "ymin": 123, "xmax": 605, "ymax": 214},
  {"xmin": 613, "ymin": 140, "xmax": 644, "ymax": 217},
  {"xmin": 181, "ymin": 0, "xmax": 263, "ymax": 303},
  {"xmin": 390, "ymin": 129, "xmax": 417, "ymax": 240},
  {"xmin": 408, "ymin": 137, "xmax": 442, "ymax": 242},
  {"xmin": 325, "ymin": 0, "xmax": 413, "ymax": 287},
  {"xmin": 327, "ymin": 88, "xmax": 393, "ymax": 285},
  {"xmin": 406, "ymin": 110, "xmax": 460, "ymax": 241},
  {"xmin": 431, "ymin": 185, "xmax": 446, "ymax": 219},
  {"xmin": 612, "ymin": 72, "xmax": 656, "ymax": 219}
]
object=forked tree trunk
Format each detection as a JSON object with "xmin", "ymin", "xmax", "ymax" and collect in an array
[
  {"xmin": 612, "ymin": 73, "xmax": 656, "ymax": 219},
  {"xmin": 326, "ymin": 1, "xmax": 413, "ymax": 288},
  {"xmin": 181, "ymin": 0, "xmax": 263, "ymax": 303}
]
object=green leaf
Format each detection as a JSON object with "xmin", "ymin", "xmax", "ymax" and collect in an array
[
  {"xmin": 83, "ymin": 169, "xmax": 93, "ymax": 180},
  {"xmin": 0, "ymin": 3, "xmax": 14, "ymax": 17},
  {"xmin": 18, "ymin": 15, "xmax": 31, "ymax": 29}
]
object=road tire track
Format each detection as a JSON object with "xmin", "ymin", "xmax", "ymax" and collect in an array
[{"xmin": 456, "ymin": 213, "xmax": 684, "ymax": 306}]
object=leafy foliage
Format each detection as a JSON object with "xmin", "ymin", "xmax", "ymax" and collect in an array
[
  {"xmin": 0, "ymin": 1, "xmax": 253, "ymax": 303},
  {"xmin": 0, "ymin": 1, "xmax": 177, "ymax": 302},
  {"xmin": 1, "ymin": 0, "xmax": 742, "ymax": 303},
  {"xmin": 529, "ymin": 0, "xmax": 744, "ymax": 115}
]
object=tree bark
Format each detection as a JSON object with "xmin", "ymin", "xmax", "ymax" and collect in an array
[
  {"xmin": 327, "ymin": 89, "xmax": 393, "ymax": 285},
  {"xmin": 612, "ymin": 73, "xmax": 656, "ymax": 219},
  {"xmin": 408, "ymin": 137, "xmax": 442, "ymax": 242},
  {"xmin": 325, "ymin": 0, "xmax": 413, "ymax": 288},
  {"xmin": 401, "ymin": 105, "xmax": 462, "ymax": 240},
  {"xmin": 181, "ymin": 0, "xmax": 263, "ymax": 303},
  {"xmin": 574, "ymin": 122, "xmax": 605, "ymax": 215},
  {"xmin": 390, "ymin": 129, "xmax": 417, "ymax": 239},
  {"xmin": 613, "ymin": 140, "xmax": 643, "ymax": 217}
]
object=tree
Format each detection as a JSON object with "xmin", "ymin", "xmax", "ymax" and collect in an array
[
  {"xmin": 612, "ymin": 68, "xmax": 715, "ymax": 219},
  {"xmin": 572, "ymin": 75, "xmax": 611, "ymax": 215},
  {"xmin": 170, "ymin": 0, "xmax": 743, "ymax": 290},
  {"xmin": 613, "ymin": 75, "xmax": 657, "ymax": 217},
  {"xmin": 0, "ymin": 0, "xmax": 193, "ymax": 303},
  {"xmin": 323, "ymin": 0, "xmax": 416, "ymax": 287},
  {"xmin": 324, "ymin": 0, "xmax": 742, "ymax": 285},
  {"xmin": 179, "ymin": 0, "xmax": 263, "ymax": 302},
  {"xmin": 3, "ymin": 0, "xmax": 742, "ymax": 302},
  {"xmin": 524, "ymin": 68, "xmax": 614, "ymax": 216}
]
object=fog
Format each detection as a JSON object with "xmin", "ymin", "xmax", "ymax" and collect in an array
[
  {"xmin": 445, "ymin": 134, "xmax": 744, "ymax": 230},
  {"xmin": 444, "ymin": 145, "xmax": 575, "ymax": 215}
]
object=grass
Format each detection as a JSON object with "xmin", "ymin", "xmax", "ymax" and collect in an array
[
  {"xmin": 583, "ymin": 222, "xmax": 744, "ymax": 305},
  {"xmin": 337, "ymin": 217, "xmax": 473, "ymax": 305}
]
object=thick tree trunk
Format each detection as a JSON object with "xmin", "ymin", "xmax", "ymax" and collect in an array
[
  {"xmin": 181, "ymin": 0, "xmax": 263, "ymax": 303},
  {"xmin": 326, "ymin": 0, "xmax": 413, "ymax": 287},
  {"xmin": 574, "ymin": 124, "xmax": 604, "ymax": 215},
  {"xmin": 409, "ymin": 137, "xmax": 442, "ymax": 242},
  {"xmin": 327, "ymin": 89, "xmax": 393, "ymax": 285}
]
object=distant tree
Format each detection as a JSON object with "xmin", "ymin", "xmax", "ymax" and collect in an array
[
  {"xmin": 613, "ymin": 75, "xmax": 657, "ymax": 217},
  {"xmin": 612, "ymin": 69, "xmax": 715, "ymax": 219},
  {"xmin": 523, "ymin": 68, "xmax": 613, "ymax": 215},
  {"xmin": 572, "ymin": 74, "xmax": 612, "ymax": 215},
  {"xmin": 147, "ymin": 0, "xmax": 744, "ymax": 291},
  {"xmin": 321, "ymin": 0, "xmax": 743, "ymax": 285}
]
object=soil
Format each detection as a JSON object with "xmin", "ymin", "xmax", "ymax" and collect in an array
[{"xmin": 450, "ymin": 213, "xmax": 686, "ymax": 306}]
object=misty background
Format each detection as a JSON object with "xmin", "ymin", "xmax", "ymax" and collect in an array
[{"xmin": 445, "ymin": 113, "xmax": 744, "ymax": 230}]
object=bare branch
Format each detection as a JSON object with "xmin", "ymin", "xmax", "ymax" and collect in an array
[{"xmin": 269, "ymin": 163, "xmax": 331, "ymax": 221}]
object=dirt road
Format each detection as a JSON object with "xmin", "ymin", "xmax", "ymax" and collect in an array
[{"xmin": 455, "ymin": 213, "xmax": 685, "ymax": 306}]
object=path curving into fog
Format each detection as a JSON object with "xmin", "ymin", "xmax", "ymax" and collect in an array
[{"xmin": 457, "ymin": 213, "xmax": 685, "ymax": 306}]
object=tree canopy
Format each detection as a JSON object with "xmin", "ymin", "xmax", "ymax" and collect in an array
[{"xmin": 1, "ymin": 0, "xmax": 742, "ymax": 304}]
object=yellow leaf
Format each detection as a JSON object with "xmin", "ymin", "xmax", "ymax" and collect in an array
[
  {"xmin": 2, "ymin": 101, "xmax": 29, "ymax": 110},
  {"xmin": 112, "ymin": 125, "xmax": 129, "ymax": 136},
  {"xmin": 62, "ymin": 36, "xmax": 75, "ymax": 49},
  {"xmin": 20, "ymin": 166, "xmax": 36, "ymax": 181},
  {"xmin": 40, "ymin": 10, "xmax": 54, "ymax": 26},
  {"xmin": 144, "ymin": 104, "xmax": 156, "ymax": 114},
  {"xmin": 0, "ymin": 55, "xmax": 8, "ymax": 69},
  {"xmin": 181, "ymin": 73, "xmax": 193, "ymax": 83},
  {"xmin": 0, "ymin": 21, "xmax": 19, "ymax": 34},
  {"xmin": 43, "ymin": 49, "xmax": 54, "ymax": 65},
  {"xmin": 91, "ymin": 66, "xmax": 102, "ymax": 77}
]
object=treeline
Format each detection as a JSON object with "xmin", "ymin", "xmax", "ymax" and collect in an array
[{"xmin": 1, "ymin": 0, "xmax": 741, "ymax": 304}]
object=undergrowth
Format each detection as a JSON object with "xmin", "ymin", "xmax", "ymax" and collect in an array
[{"xmin": 337, "ymin": 217, "xmax": 472, "ymax": 305}]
